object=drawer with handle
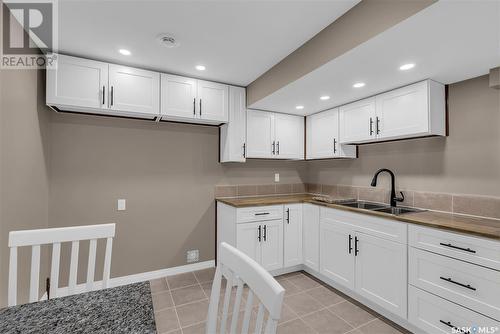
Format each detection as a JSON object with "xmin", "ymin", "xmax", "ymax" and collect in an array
[
  {"xmin": 409, "ymin": 225, "xmax": 500, "ymax": 270},
  {"xmin": 409, "ymin": 247, "xmax": 500, "ymax": 320},
  {"xmin": 409, "ymin": 285, "xmax": 499, "ymax": 334},
  {"xmin": 237, "ymin": 205, "xmax": 283, "ymax": 223}
]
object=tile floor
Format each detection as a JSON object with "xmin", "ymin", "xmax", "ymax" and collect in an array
[{"xmin": 149, "ymin": 270, "xmax": 409, "ymax": 334}]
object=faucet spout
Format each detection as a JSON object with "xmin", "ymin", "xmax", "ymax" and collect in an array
[{"xmin": 370, "ymin": 168, "xmax": 404, "ymax": 207}]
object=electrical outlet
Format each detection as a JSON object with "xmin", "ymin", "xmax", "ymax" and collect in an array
[
  {"xmin": 117, "ymin": 199, "xmax": 126, "ymax": 211},
  {"xmin": 274, "ymin": 173, "xmax": 280, "ymax": 182},
  {"xmin": 187, "ymin": 250, "xmax": 199, "ymax": 263}
]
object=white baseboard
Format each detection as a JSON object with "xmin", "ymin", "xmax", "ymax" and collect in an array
[{"xmin": 41, "ymin": 260, "xmax": 215, "ymax": 300}]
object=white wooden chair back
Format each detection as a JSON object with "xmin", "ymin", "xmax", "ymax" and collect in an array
[
  {"xmin": 8, "ymin": 223, "xmax": 115, "ymax": 306},
  {"xmin": 206, "ymin": 242, "xmax": 285, "ymax": 334}
]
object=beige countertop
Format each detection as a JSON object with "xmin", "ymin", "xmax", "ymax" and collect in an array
[{"xmin": 216, "ymin": 194, "xmax": 500, "ymax": 240}]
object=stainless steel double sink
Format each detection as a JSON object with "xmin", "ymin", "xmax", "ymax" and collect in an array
[{"xmin": 324, "ymin": 199, "xmax": 425, "ymax": 215}]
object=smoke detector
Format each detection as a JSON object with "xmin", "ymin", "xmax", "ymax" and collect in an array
[{"xmin": 157, "ymin": 34, "xmax": 179, "ymax": 48}]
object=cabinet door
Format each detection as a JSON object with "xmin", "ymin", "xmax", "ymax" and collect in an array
[
  {"xmin": 320, "ymin": 220, "xmax": 355, "ymax": 289},
  {"xmin": 260, "ymin": 220, "xmax": 283, "ymax": 271},
  {"xmin": 161, "ymin": 74, "xmax": 197, "ymax": 120},
  {"xmin": 46, "ymin": 54, "xmax": 108, "ymax": 109},
  {"xmin": 376, "ymin": 80, "xmax": 429, "ymax": 141},
  {"xmin": 246, "ymin": 110, "xmax": 274, "ymax": 158},
  {"xmin": 108, "ymin": 64, "xmax": 160, "ymax": 117},
  {"xmin": 274, "ymin": 113, "xmax": 304, "ymax": 160},
  {"xmin": 236, "ymin": 222, "xmax": 262, "ymax": 264},
  {"xmin": 355, "ymin": 232, "xmax": 407, "ymax": 318},
  {"xmin": 306, "ymin": 109, "xmax": 337, "ymax": 159},
  {"xmin": 197, "ymin": 80, "xmax": 229, "ymax": 123},
  {"xmin": 284, "ymin": 204, "xmax": 303, "ymax": 267},
  {"xmin": 339, "ymin": 97, "xmax": 376, "ymax": 144},
  {"xmin": 220, "ymin": 86, "xmax": 246, "ymax": 162},
  {"xmin": 302, "ymin": 204, "xmax": 320, "ymax": 271}
]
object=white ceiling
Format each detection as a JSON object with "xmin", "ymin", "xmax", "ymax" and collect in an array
[
  {"xmin": 56, "ymin": 0, "xmax": 359, "ymax": 86},
  {"xmin": 250, "ymin": 0, "xmax": 500, "ymax": 115}
]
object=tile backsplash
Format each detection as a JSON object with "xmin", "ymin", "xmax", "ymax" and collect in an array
[{"xmin": 216, "ymin": 183, "xmax": 500, "ymax": 220}]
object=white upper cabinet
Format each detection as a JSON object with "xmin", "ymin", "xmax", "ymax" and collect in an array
[
  {"xmin": 246, "ymin": 110, "xmax": 275, "ymax": 159},
  {"xmin": 160, "ymin": 74, "xmax": 197, "ymax": 119},
  {"xmin": 307, "ymin": 108, "xmax": 356, "ymax": 159},
  {"xmin": 220, "ymin": 86, "xmax": 246, "ymax": 163},
  {"xmin": 108, "ymin": 64, "xmax": 160, "ymax": 117},
  {"xmin": 376, "ymin": 80, "xmax": 442, "ymax": 141},
  {"xmin": 160, "ymin": 75, "xmax": 229, "ymax": 125},
  {"xmin": 246, "ymin": 109, "xmax": 304, "ymax": 160},
  {"xmin": 274, "ymin": 113, "xmax": 304, "ymax": 160},
  {"xmin": 46, "ymin": 54, "xmax": 160, "ymax": 119},
  {"xmin": 197, "ymin": 80, "xmax": 228, "ymax": 123},
  {"xmin": 47, "ymin": 54, "xmax": 109, "ymax": 110},
  {"xmin": 339, "ymin": 80, "xmax": 445, "ymax": 144},
  {"xmin": 339, "ymin": 97, "xmax": 377, "ymax": 144}
]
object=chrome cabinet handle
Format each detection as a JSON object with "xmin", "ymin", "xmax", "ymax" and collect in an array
[
  {"xmin": 276, "ymin": 141, "xmax": 280, "ymax": 155},
  {"xmin": 258, "ymin": 225, "xmax": 261, "ymax": 242},
  {"xmin": 263, "ymin": 225, "xmax": 267, "ymax": 241},
  {"xmin": 376, "ymin": 116, "xmax": 380, "ymax": 134},
  {"xmin": 254, "ymin": 212, "xmax": 269, "ymax": 216},
  {"xmin": 199, "ymin": 99, "xmax": 202, "ymax": 116},
  {"xmin": 286, "ymin": 208, "xmax": 290, "ymax": 224},
  {"xmin": 193, "ymin": 98, "xmax": 196, "ymax": 115},
  {"xmin": 242, "ymin": 143, "xmax": 246, "ymax": 158},
  {"xmin": 272, "ymin": 141, "xmax": 275, "ymax": 155},
  {"xmin": 110, "ymin": 86, "xmax": 114, "ymax": 106},
  {"xmin": 348, "ymin": 234, "xmax": 353, "ymax": 254},
  {"xmin": 369, "ymin": 117, "xmax": 373, "ymax": 135},
  {"xmin": 333, "ymin": 138, "xmax": 337, "ymax": 153},
  {"xmin": 102, "ymin": 86, "xmax": 105, "ymax": 105}
]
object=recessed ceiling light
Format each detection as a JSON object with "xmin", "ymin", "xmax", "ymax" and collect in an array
[
  {"xmin": 399, "ymin": 63, "xmax": 415, "ymax": 71},
  {"xmin": 118, "ymin": 49, "xmax": 131, "ymax": 56},
  {"xmin": 320, "ymin": 95, "xmax": 330, "ymax": 101},
  {"xmin": 296, "ymin": 105, "xmax": 304, "ymax": 110},
  {"xmin": 195, "ymin": 65, "xmax": 206, "ymax": 71},
  {"xmin": 353, "ymin": 82, "xmax": 365, "ymax": 88}
]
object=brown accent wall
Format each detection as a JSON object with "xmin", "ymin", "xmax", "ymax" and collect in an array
[
  {"xmin": 0, "ymin": 69, "xmax": 51, "ymax": 306},
  {"xmin": 247, "ymin": 0, "xmax": 436, "ymax": 105},
  {"xmin": 307, "ymin": 75, "xmax": 500, "ymax": 197}
]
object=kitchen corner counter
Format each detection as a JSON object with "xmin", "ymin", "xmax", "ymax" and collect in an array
[{"xmin": 216, "ymin": 195, "xmax": 500, "ymax": 240}]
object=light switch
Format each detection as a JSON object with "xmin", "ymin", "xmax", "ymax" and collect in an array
[
  {"xmin": 117, "ymin": 199, "xmax": 126, "ymax": 211},
  {"xmin": 274, "ymin": 173, "xmax": 280, "ymax": 182}
]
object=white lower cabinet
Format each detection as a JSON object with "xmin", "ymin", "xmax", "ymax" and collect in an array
[
  {"xmin": 302, "ymin": 203, "xmax": 320, "ymax": 271},
  {"xmin": 283, "ymin": 204, "xmax": 302, "ymax": 267},
  {"xmin": 319, "ymin": 207, "xmax": 407, "ymax": 318},
  {"xmin": 235, "ymin": 219, "xmax": 283, "ymax": 271},
  {"xmin": 218, "ymin": 201, "xmax": 500, "ymax": 333},
  {"xmin": 320, "ymin": 220, "xmax": 356, "ymax": 290},
  {"xmin": 409, "ymin": 286, "xmax": 499, "ymax": 334},
  {"xmin": 355, "ymin": 232, "xmax": 407, "ymax": 318},
  {"xmin": 236, "ymin": 222, "xmax": 262, "ymax": 263},
  {"xmin": 259, "ymin": 219, "xmax": 284, "ymax": 271}
]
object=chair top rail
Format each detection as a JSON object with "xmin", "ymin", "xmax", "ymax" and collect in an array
[
  {"xmin": 219, "ymin": 242, "xmax": 285, "ymax": 319},
  {"xmin": 9, "ymin": 223, "xmax": 115, "ymax": 247}
]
